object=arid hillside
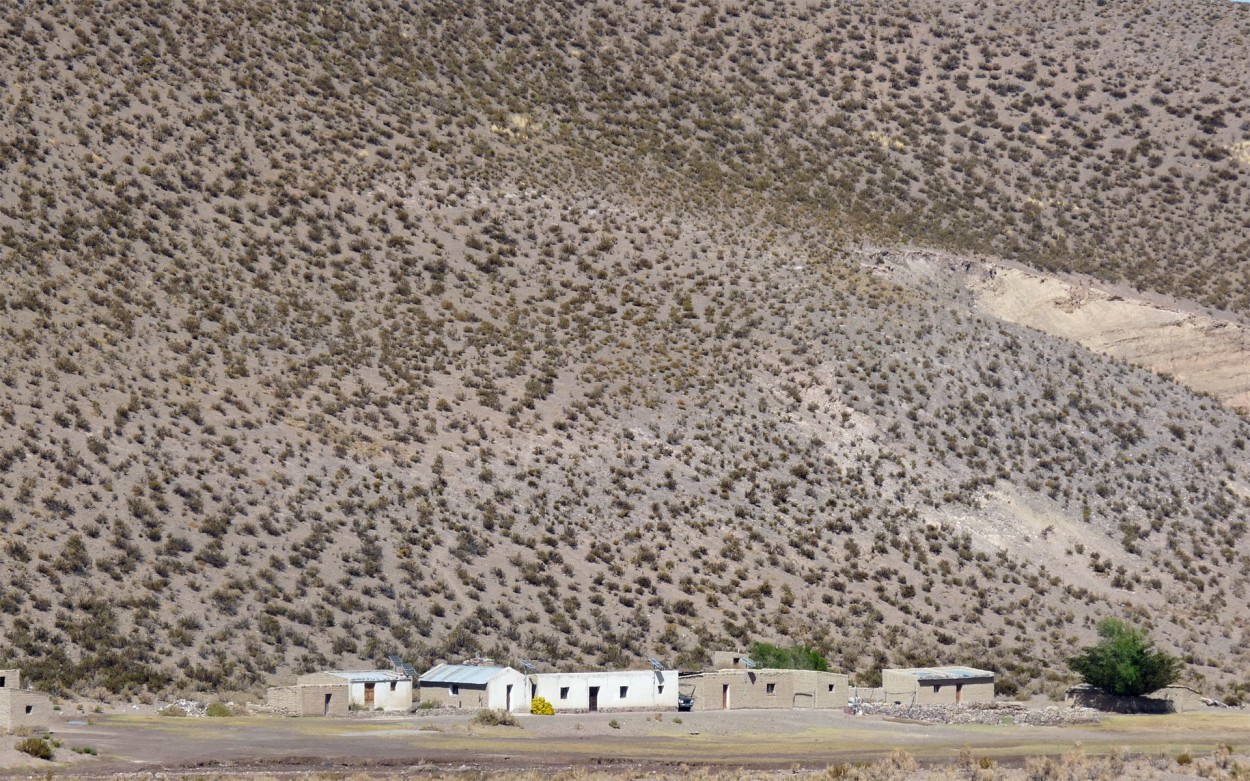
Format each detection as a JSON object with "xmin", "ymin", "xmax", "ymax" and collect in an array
[{"xmin": 1, "ymin": 1, "xmax": 1248, "ymax": 703}]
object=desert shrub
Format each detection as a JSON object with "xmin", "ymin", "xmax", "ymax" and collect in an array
[
  {"xmin": 1176, "ymin": 753, "xmax": 1193, "ymax": 766},
  {"xmin": 608, "ymin": 719, "xmax": 621, "ymax": 729},
  {"xmin": 205, "ymin": 702, "xmax": 233, "ymax": 717},
  {"xmin": 15, "ymin": 737, "xmax": 55, "ymax": 760},
  {"xmin": 530, "ymin": 696, "xmax": 555, "ymax": 715},
  {"xmin": 158, "ymin": 704, "xmax": 187, "ymax": 717},
  {"xmin": 749, "ymin": 641, "xmax": 829, "ymax": 671},
  {"xmin": 471, "ymin": 708, "xmax": 519, "ymax": 727}
]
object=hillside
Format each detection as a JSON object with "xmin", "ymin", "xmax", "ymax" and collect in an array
[{"xmin": 1, "ymin": 0, "xmax": 1249, "ymax": 703}]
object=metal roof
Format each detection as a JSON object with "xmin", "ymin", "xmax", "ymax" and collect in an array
[
  {"xmin": 888, "ymin": 666, "xmax": 994, "ymax": 681},
  {"xmin": 419, "ymin": 663, "xmax": 514, "ymax": 685},
  {"xmin": 325, "ymin": 670, "xmax": 409, "ymax": 683}
]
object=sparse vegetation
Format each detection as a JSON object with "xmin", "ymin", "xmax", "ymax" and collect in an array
[
  {"xmin": 0, "ymin": 0, "xmax": 1248, "ymax": 704},
  {"xmin": 471, "ymin": 709, "xmax": 520, "ymax": 727},
  {"xmin": 15, "ymin": 737, "xmax": 55, "ymax": 761}
]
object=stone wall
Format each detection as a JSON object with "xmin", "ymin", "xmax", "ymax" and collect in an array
[
  {"xmin": 0, "ymin": 689, "xmax": 51, "ymax": 732},
  {"xmin": 0, "ymin": 669, "xmax": 19, "ymax": 690},
  {"xmin": 265, "ymin": 683, "xmax": 349, "ymax": 716},
  {"xmin": 1064, "ymin": 684, "xmax": 1211, "ymax": 714}
]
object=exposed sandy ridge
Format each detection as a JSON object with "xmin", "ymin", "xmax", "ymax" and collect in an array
[{"xmin": 877, "ymin": 250, "xmax": 1250, "ymax": 413}]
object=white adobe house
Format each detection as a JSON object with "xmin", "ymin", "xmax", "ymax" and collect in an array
[
  {"xmin": 418, "ymin": 664, "xmax": 529, "ymax": 712},
  {"xmin": 531, "ymin": 669, "xmax": 679, "ymax": 712},
  {"xmin": 297, "ymin": 670, "xmax": 413, "ymax": 711}
]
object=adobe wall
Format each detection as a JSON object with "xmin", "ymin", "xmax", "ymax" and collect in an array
[
  {"xmin": 418, "ymin": 681, "xmax": 491, "ymax": 709},
  {"xmin": 266, "ymin": 684, "xmax": 349, "ymax": 716},
  {"xmin": 880, "ymin": 671, "xmax": 993, "ymax": 705},
  {"xmin": 0, "ymin": 670, "xmax": 19, "ymax": 690},
  {"xmin": 913, "ymin": 680, "xmax": 994, "ymax": 705},
  {"xmin": 710, "ymin": 651, "xmax": 751, "ymax": 669},
  {"xmin": 363, "ymin": 679, "xmax": 412, "ymax": 711},
  {"xmin": 1065, "ymin": 685, "xmax": 1206, "ymax": 714},
  {"xmin": 684, "ymin": 669, "xmax": 849, "ymax": 711},
  {"xmin": 0, "ymin": 689, "xmax": 51, "ymax": 732}
]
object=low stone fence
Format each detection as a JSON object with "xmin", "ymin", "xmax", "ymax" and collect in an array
[{"xmin": 859, "ymin": 701, "xmax": 1102, "ymax": 726}]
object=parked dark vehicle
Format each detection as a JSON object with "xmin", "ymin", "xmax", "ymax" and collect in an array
[{"xmin": 678, "ymin": 693, "xmax": 694, "ymax": 711}]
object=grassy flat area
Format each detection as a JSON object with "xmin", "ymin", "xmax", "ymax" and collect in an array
[{"xmin": 18, "ymin": 708, "xmax": 1244, "ymax": 778}]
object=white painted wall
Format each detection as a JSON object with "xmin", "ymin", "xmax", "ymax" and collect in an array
[
  {"xmin": 346, "ymin": 679, "xmax": 412, "ymax": 711},
  {"xmin": 531, "ymin": 670, "xmax": 678, "ymax": 711},
  {"xmin": 486, "ymin": 668, "xmax": 530, "ymax": 711}
]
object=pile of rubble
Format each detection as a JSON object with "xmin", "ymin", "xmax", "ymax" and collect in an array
[
  {"xmin": 859, "ymin": 701, "xmax": 1102, "ymax": 726},
  {"xmin": 161, "ymin": 699, "xmax": 209, "ymax": 717}
]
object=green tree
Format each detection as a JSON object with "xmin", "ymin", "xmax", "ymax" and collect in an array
[
  {"xmin": 1067, "ymin": 618, "xmax": 1183, "ymax": 696},
  {"xmin": 749, "ymin": 641, "xmax": 829, "ymax": 671}
]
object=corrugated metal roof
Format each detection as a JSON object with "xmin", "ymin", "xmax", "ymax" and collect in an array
[
  {"xmin": 419, "ymin": 663, "xmax": 513, "ymax": 685},
  {"xmin": 890, "ymin": 666, "xmax": 994, "ymax": 680},
  {"xmin": 325, "ymin": 670, "xmax": 409, "ymax": 683}
]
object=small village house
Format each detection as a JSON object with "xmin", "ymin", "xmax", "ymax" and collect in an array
[
  {"xmin": 880, "ymin": 666, "xmax": 995, "ymax": 705},
  {"xmin": 296, "ymin": 670, "xmax": 412, "ymax": 711},
  {"xmin": 266, "ymin": 680, "xmax": 350, "ymax": 717},
  {"xmin": 530, "ymin": 669, "xmax": 678, "ymax": 712},
  {"xmin": 682, "ymin": 668, "xmax": 849, "ymax": 711},
  {"xmin": 418, "ymin": 664, "xmax": 528, "ymax": 712},
  {"xmin": 0, "ymin": 669, "xmax": 52, "ymax": 732}
]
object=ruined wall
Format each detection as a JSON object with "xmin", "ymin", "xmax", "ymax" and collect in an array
[{"xmin": 1065, "ymin": 685, "xmax": 1207, "ymax": 714}]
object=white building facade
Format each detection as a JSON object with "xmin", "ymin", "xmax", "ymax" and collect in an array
[
  {"xmin": 298, "ymin": 670, "xmax": 413, "ymax": 711},
  {"xmin": 531, "ymin": 669, "xmax": 679, "ymax": 712}
]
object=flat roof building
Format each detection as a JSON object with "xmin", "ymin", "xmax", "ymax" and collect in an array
[
  {"xmin": 881, "ymin": 666, "xmax": 995, "ymax": 705},
  {"xmin": 0, "ymin": 669, "xmax": 53, "ymax": 732},
  {"xmin": 531, "ymin": 669, "xmax": 678, "ymax": 712},
  {"xmin": 266, "ymin": 681, "xmax": 350, "ymax": 717},
  {"xmin": 681, "ymin": 668, "xmax": 849, "ymax": 711}
]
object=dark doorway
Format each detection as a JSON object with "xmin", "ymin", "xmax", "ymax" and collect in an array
[
  {"xmin": 364, "ymin": 683, "xmax": 375, "ymax": 706},
  {"xmin": 506, "ymin": 684, "xmax": 513, "ymax": 712},
  {"xmin": 588, "ymin": 686, "xmax": 600, "ymax": 712},
  {"xmin": 324, "ymin": 693, "xmax": 332, "ymax": 716},
  {"xmin": 722, "ymin": 684, "xmax": 730, "ymax": 710}
]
